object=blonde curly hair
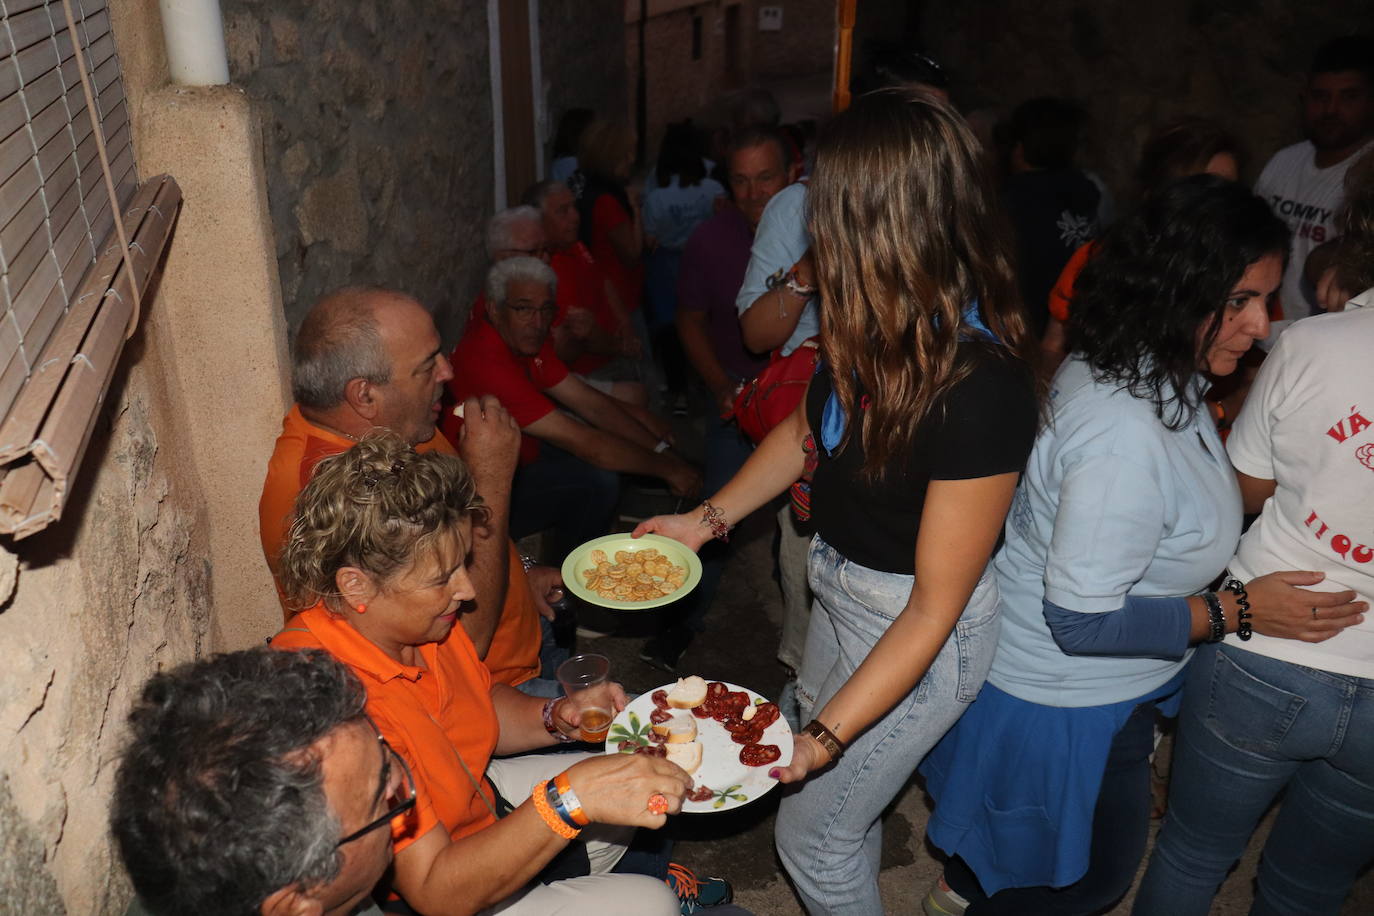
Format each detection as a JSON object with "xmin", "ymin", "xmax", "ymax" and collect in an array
[{"xmin": 278, "ymin": 432, "xmax": 487, "ymax": 611}]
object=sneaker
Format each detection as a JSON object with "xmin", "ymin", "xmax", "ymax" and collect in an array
[
  {"xmin": 665, "ymin": 862, "xmax": 733, "ymax": 913},
  {"xmin": 922, "ymin": 874, "xmax": 969, "ymax": 916},
  {"xmin": 639, "ymin": 626, "xmax": 694, "ymax": 674}
]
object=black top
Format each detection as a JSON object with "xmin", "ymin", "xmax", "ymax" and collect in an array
[{"xmin": 804, "ymin": 344, "xmax": 1038, "ymax": 574}]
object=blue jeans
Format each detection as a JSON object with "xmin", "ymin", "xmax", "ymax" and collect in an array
[
  {"xmin": 775, "ymin": 538, "xmax": 1000, "ymax": 915},
  {"xmin": 1134, "ymin": 643, "xmax": 1374, "ymax": 916}
]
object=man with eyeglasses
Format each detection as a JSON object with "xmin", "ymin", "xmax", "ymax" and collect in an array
[
  {"xmin": 111, "ymin": 648, "xmax": 410, "ymax": 916},
  {"xmin": 446, "ymin": 257, "xmax": 701, "ymax": 563}
]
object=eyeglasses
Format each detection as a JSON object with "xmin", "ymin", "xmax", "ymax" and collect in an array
[
  {"xmin": 498, "ymin": 245, "xmax": 550, "ymax": 259},
  {"xmin": 336, "ymin": 734, "xmax": 417, "ymax": 847},
  {"xmin": 503, "ymin": 303, "xmax": 558, "ymax": 320}
]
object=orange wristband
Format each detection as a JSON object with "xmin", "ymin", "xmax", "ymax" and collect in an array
[
  {"xmin": 553, "ymin": 771, "xmax": 590, "ymax": 826},
  {"xmin": 531, "ymin": 779, "xmax": 581, "ymax": 839}
]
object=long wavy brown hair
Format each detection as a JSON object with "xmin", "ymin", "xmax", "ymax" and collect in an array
[{"xmin": 811, "ymin": 88, "xmax": 1036, "ymax": 478}]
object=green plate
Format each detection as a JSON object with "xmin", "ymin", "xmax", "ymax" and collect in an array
[{"xmin": 560, "ymin": 533, "xmax": 703, "ymax": 610}]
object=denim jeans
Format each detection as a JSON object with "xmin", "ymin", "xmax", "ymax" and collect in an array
[
  {"xmin": 775, "ymin": 537, "xmax": 1000, "ymax": 915},
  {"xmin": 1134, "ymin": 643, "xmax": 1374, "ymax": 916}
]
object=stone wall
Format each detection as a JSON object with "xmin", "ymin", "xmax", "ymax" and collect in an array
[
  {"xmin": 220, "ymin": 0, "xmax": 496, "ymax": 340},
  {"xmin": 917, "ymin": 0, "xmax": 1374, "ymax": 201}
]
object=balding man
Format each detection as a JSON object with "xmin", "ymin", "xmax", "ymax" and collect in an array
[{"xmin": 259, "ymin": 287, "xmax": 556, "ymax": 695}]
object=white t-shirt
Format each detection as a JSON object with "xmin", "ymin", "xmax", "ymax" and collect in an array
[
  {"xmin": 1255, "ymin": 140, "xmax": 1372, "ymax": 318},
  {"xmin": 1226, "ymin": 307, "xmax": 1374, "ymax": 678}
]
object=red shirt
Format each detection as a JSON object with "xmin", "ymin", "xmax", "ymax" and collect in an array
[
  {"xmin": 446, "ymin": 310, "xmax": 569, "ymax": 465},
  {"xmin": 550, "ymin": 241, "xmax": 615, "ymax": 374},
  {"xmin": 588, "ymin": 194, "xmax": 643, "ymax": 312}
]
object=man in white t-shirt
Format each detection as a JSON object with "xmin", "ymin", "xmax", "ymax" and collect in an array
[
  {"xmin": 1255, "ymin": 36, "xmax": 1374, "ymax": 317},
  {"xmin": 1227, "ymin": 306, "xmax": 1374, "ymax": 678}
]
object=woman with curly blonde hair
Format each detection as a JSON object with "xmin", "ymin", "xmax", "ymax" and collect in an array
[
  {"xmin": 638, "ymin": 88, "xmax": 1040, "ymax": 913},
  {"xmin": 271, "ymin": 432, "xmax": 728, "ymax": 915}
]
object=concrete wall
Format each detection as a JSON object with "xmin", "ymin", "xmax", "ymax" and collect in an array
[
  {"xmin": 917, "ymin": 0, "xmax": 1374, "ymax": 201},
  {"xmin": 541, "ymin": 0, "xmax": 628, "ymax": 157},
  {"xmin": 0, "ymin": 0, "xmax": 292, "ymax": 911}
]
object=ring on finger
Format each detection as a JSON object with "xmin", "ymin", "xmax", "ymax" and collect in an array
[{"xmin": 647, "ymin": 793, "xmax": 669, "ymax": 815}]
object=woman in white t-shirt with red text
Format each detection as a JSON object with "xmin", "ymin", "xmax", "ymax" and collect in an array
[{"xmin": 1135, "ymin": 305, "xmax": 1374, "ymax": 916}]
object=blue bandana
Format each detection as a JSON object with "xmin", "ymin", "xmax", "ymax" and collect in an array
[{"xmin": 819, "ymin": 301, "xmax": 996, "ymax": 455}]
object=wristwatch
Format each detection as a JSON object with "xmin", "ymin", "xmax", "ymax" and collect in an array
[{"xmin": 801, "ymin": 719, "xmax": 846, "ymax": 761}]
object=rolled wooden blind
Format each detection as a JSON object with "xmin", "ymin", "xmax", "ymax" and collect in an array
[{"xmin": 0, "ymin": 0, "xmax": 181, "ymax": 537}]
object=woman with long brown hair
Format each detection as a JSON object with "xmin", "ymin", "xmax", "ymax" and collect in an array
[{"xmin": 637, "ymin": 88, "xmax": 1040, "ymax": 913}]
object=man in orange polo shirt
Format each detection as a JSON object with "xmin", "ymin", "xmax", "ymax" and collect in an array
[{"xmin": 259, "ymin": 286, "xmax": 558, "ymax": 694}]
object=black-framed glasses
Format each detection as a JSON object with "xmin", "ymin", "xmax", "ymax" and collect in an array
[
  {"xmin": 504, "ymin": 303, "xmax": 558, "ymax": 320},
  {"xmin": 337, "ymin": 734, "xmax": 417, "ymax": 847}
]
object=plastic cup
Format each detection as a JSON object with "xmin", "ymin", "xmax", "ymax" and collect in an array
[{"xmin": 557, "ymin": 653, "xmax": 614, "ymax": 742}]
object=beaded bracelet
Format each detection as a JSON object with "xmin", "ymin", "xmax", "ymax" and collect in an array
[
  {"xmin": 531, "ymin": 779, "xmax": 581, "ymax": 839},
  {"xmin": 542, "ymin": 697, "xmax": 575, "ymax": 743},
  {"xmin": 552, "ymin": 770, "xmax": 590, "ymax": 826},
  {"xmin": 1200, "ymin": 591, "xmax": 1226, "ymax": 643},
  {"xmin": 700, "ymin": 500, "xmax": 731, "ymax": 542},
  {"xmin": 1224, "ymin": 576, "xmax": 1253, "ymax": 641}
]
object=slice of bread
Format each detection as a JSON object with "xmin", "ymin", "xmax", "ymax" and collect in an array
[
  {"xmin": 651, "ymin": 711, "xmax": 699, "ymax": 743},
  {"xmin": 664, "ymin": 740, "xmax": 703, "ymax": 775},
  {"xmin": 666, "ymin": 675, "xmax": 708, "ymax": 709}
]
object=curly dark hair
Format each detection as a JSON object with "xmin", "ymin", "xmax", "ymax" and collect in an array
[
  {"xmin": 110, "ymin": 648, "xmax": 367, "ymax": 916},
  {"xmin": 1068, "ymin": 175, "xmax": 1288, "ymax": 428}
]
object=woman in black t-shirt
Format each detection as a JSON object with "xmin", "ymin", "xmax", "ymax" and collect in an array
[{"xmin": 637, "ymin": 89, "xmax": 1040, "ymax": 914}]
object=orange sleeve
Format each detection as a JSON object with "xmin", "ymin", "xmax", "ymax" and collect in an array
[
  {"xmin": 1048, "ymin": 242, "xmax": 1095, "ymax": 324},
  {"xmin": 481, "ymin": 544, "xmax": 543, "ymax": 687}
]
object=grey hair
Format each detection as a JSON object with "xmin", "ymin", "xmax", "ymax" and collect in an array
[
  {"xmin": 110, "ymin": 648, "xmax": 369, "ymax": 916},
  {"xmin": 485, "ymin": 205, "xmax": 543, "ymax": 258},
  {"xmin": 485, "ymin": 256, "xmax": 557, "ymax": 308},
  {"xmin": 292, "ymin": 286, "xmax": 394, "ymax": 409},
  {"xmin": 521, "ymin": 179, "xmax": 569, "ymax": 210}
]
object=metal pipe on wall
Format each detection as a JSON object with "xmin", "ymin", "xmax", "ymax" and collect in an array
[{"xmin": 158, "ymin": 0, "xmax": 230, "ymax": 86}]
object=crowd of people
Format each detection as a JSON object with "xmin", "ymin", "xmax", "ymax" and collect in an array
[{"xmin": 104, "ymin": 34, "xmax": 1374, "ymax": 916}]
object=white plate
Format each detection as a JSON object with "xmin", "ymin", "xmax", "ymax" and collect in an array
[{"xmin": 604, "ymin": 680, "xmax": 793, "ymax": 813}]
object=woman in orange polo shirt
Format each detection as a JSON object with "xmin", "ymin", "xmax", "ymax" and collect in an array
[{"xmin": 270, "ymin": 433, "xmax": 727, "ymax": 915}]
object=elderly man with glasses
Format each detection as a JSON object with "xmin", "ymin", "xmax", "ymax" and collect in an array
[
  {"xmin": 110, "ymin": 648, "xmax": 412, "ymax": 916},
  {"xmin": 445, "ymin": 257, "xmax": 700, "ymax": 566}
]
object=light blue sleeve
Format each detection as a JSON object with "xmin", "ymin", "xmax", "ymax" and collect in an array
[
  {"xmin": 734, "ymin": 183, "xmax": 819, "ymax": 354},
  {"xmin": 1043, "ymin": 431, "xmax": 1169, "ymax": 613}
]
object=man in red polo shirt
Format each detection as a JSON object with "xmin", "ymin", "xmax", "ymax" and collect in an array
[
  {"xmin": 523, "ymin": 181, "xmax": 645, "ymax": 401},
  {"xmin": 446, "ymin": 259, "xmax": 700, "ymax": 561},
  {"xmin": 260, "ymin": 286, "xmax": 559, "ymax": 695}
]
